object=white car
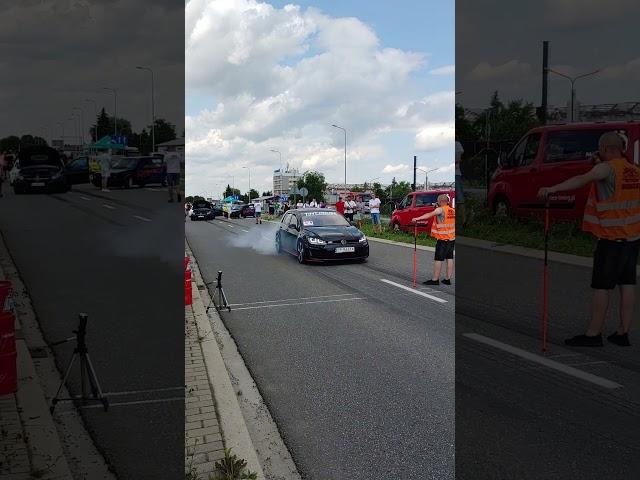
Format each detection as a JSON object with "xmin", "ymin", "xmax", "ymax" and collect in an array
[{"xmin": 8, "ymin": 161, "xmax": 20, "ymax": 185}]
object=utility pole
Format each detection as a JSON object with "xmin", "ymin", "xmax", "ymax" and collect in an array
[
  {"xmin": 541, "ymin": 40, "xmax": 549, "ymax": 124},
  {"xmin": 413, "ymin": 155, "xmax": 417, "ymax": 191}
]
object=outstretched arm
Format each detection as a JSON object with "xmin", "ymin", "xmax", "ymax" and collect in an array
[
  {"xmin": 412, "ymin": 207, "xmax": 443, "ymax": 223},
  {"xmin": 538, "ymin": 163, "xmax": 611, "ymax": 199}
]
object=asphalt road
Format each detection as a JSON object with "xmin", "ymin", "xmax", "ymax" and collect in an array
[
  {"xmin": 456, "ymin": 243, "xmax": 640, "ymax": 480},
  {"xmin": 186, "ymin": 216, "xmax": 455, "ymax": 480},
  {"xmin": 0, "ymin": 183, "xmax": 184, "ymax": 479}
]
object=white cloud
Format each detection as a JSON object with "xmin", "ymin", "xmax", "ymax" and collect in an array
[
  {"xmin": 430, "ymin": 65, "xmax": 455, "ymax": 76},
  {"xmin": 185, "ymin": 0, "xmax": 453, "ymax": 194},
  {"xmin": 382, "ymin": 164, "xmax": 410, "ymax": 173},
  {"xmin": 415, "ymin": 123, "xmax": 455, "ymax": 151}
]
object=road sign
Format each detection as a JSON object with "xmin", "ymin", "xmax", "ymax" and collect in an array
[
  {"xmin": 299, "ymin": 187, "xmax": 309, "ymax": 197},
  {"xmin": 290, "ymin": 186, "xmax": 300, "ymax": 195}
]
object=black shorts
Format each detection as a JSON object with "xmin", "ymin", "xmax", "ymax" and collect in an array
[
  {"xmin": 591, "ymin": 239, "xmax": 640, "ymax": 290},
  {"xmin": 434, "ymin": 239, "xmax": 455, "ymax": 261}
]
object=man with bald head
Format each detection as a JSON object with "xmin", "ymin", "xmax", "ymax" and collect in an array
[{"xmin": 538, "ymin": 131, "xmax": 640, "ymax": 347}]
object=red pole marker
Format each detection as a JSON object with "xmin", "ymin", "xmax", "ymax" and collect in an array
[
  {"xmin": 542, "ymin": 200, "xmax": 550, "ymax": 352},
  {"xmin": 412, "ymin": 223, "xmax": 418, "ymax": 288}
]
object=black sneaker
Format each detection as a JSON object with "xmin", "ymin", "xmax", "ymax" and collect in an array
[
  {"xmin": 564, "ymin": 334, "xmax": 603, "ymax": 347},
  {"xmin": 423, "ymin": 279, "xmax": 440, "ymax": 285},
  {"xmin": 607, "ymin": 332, "xmax": 631, "ymax": 347},
  {"xmin": 442, "ymin": 279, "xmax": 452, "ymax": 285}
]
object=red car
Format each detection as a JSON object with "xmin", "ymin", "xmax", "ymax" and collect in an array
[
  {"xmin": 488, "ymin": 122, "xmax": 640, "ymax": 222},
  {"xmin": 390, "ymin": 189, "xmax": 455, "ymax": 234}
]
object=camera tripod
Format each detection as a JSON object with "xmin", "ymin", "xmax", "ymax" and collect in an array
[
  {"xmin": 205, "ymin": 270, "xmax": 231, "ymax": 312},
  {"xmin": 50, "ymin": 313, "xmax": 108, "ymax": 413}
]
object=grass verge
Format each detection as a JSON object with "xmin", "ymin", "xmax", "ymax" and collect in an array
[
  {"xmin": 358, "ymin": 221, "xmax": 437, "ymax": 247},
  {"xmin": 462, "ymin": 196, "xmax": 596, "ymax": 258}
]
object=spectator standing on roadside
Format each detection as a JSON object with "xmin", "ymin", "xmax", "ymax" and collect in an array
[
  {"xmin": 165, "ymin": 147, "xmax": 182, "ymax": 203},
  {"xmin": 309, "ymin": 198, "xmax": 318, "ymax": 208},
  {"xmin": 98, "ymin": 149, "xmax": 112, "ymax": 192},
  {"xmin": 355, "ymin": 196, "xmax": 364, "ymax": 229},
  {"xmin": 412, "ymin": 194, "xmax": 455, "ymax": 285},
  {"xmin": 369, "ymin": 193, "xmax": 382, "ymax": 233},
  {"xmin": 537, "ymin": 131, "xmax": 640, "ymax": 347},
  {"xmin": 0, "ymin": 154, "xmax": 6, "ymax": 198},
  {"xmin": 455, "ymin": 138, "xmax": 466, "ymax": 227},
  {"xmin": 254, "ymin": 201, "xmax": 262, "ymax": 224},
  {"xmin": 344, "ymin": 195, "xmax": 357, "ymax": 223},
  {"xmin": 335, "ymin": 196, "xmax": 345, "ymax": 216}
]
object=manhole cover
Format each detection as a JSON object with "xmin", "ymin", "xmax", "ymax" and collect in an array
[{"xmin": 28, "ymin": 347, "xmax": 48, "ymax": 358}]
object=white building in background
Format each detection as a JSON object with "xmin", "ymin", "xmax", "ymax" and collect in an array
[{"xmin": 273, "ymin": 166, "xmax": 302, "ymax": 196}]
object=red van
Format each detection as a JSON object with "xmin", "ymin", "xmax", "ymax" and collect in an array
[
  {"xmin": 488, "ymin": 122, "xmax": 640, "ymax": 221},
  {"xmin": 390, "ymin": 189, "xmax": 455, "ymax": 234}
]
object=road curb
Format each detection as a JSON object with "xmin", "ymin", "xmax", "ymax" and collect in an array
[
  {"xmin": 457, "ymin": 235, "xmax": 595, "ymax": 269},
  {"xmin": 186, "ymin": 247, "xmax": 266, "ymax": 480}
]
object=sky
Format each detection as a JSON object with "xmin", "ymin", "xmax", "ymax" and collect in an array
[
  {"xmin": 185, "ymin": 0, "xmax": 455, "ymax": 198},
  {"xmin": 456, "ymin": 0, "xmax": 640, "ymax": 110},
  {"xmin": 0, "ymin": 1, "xmax": 184, "ymax": 145}
]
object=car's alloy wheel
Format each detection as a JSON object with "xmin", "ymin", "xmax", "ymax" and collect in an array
[
  {"xmin": 392, "ymin": 222, "xmax": 400, "ymax": 231},
  {"xmin": 494, "ymin": 198, "xmax": 510, "ymax": 217},
  {"xmin": 297, "ymin": 240, "xmax": 306, "ymax": 264}
]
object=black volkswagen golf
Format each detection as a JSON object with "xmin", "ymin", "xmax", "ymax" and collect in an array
[{"xmin": 275, "ymin": 209, "xmax": 369, "ymax": 263}]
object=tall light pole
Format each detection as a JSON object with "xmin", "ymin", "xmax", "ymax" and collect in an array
[
  {"xmin": 548, "ymin": 68, "xmax": 600, "ymax": 122},
  {"xmin": 69, "ymin": 115, "xmax": 79, "ymax": 150},
  {"xmin": 85, "ymin": 98, "xmax": 98, "ymax": 141},
  {"xmin": 73, "ymin": 107, "xmax": 84, "ymax": 148},
  {"xmin": 136, "ymin": 66, "xmax": 155, "ymax": 152},
  {"xmin": 417, "ymin": 167, "xmax": 439, "ymax": 190},
  {"xmin": 243, "ymin": 166, "xmax": 251, "ymax": 204},
  {"xmin": 102, "ymin": 87, "xmax": 117, "ymax": 135},
  {"xmin": 58, "ymin": 122, "xmax": 65, "ymax": 148},
  {"xmin": 331, "ymin": 124, "xmax": 347, "ymax": 189}
]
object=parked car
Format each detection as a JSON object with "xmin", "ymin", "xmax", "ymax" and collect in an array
[
  {"xmin": 227, "ymin": 203, "xmax": 255, "ymax": 218},
  {"xmin": 13, "ymin": 146, "xmax": 69, "ymax": 194},
  {"xmin": 276, "ymin": 209, "xmax": 369, "ymax": 263},
  {"xmin": 190, "ymin": 200, "xmax": 216, "ymax": 221},
  {"xmin": 390, "ymin": 189, "xmax": 456, "ymax": 233},
  {"xmin": 63, "ymin": 155, "xmax": 91, "ymax": 185},
  {"xmin": 211, "ymin": 203, "xmax": 224, "ymax": 217},
  {"xmin": 488, "ymin": 122, "xmax": 640, "ymax": 222},
  {"xmin": 90, "ymin": 156, "xmax": 167, "ymax": 189},
  {"xmin": 239, "ymin": 204, "xmax": 255, "ymax": 218}
]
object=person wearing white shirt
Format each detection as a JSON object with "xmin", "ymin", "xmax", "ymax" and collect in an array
[
  {"xmin": 98, "ymin": 149, "xmax": 112, "ymax": 192},
  {"xmin": 165, "ymin": 147, "xmax": 182, "ymax": 203},
  {"xmin": 254, "ymin": 201, "xmax": 262, "ymax": 224},
  {"xmin": 344, "ymin": 195, "xmax": 357, "ymax": 223},
  {"xmin": 309, "ymin": 198, "xmax": 318, "ymax": 208},
  {"xmin": 296, "ymin": 201, "xmax": 303, "ymax": 209},
  {"xmin": 369, "ymin": 193, "xmax": 382, "ymax": 233}
]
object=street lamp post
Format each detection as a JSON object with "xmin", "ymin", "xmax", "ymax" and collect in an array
[
  {"xmin": 73, "ymin": 107, "xmax": 84, "ymax": 148},
  {"xmin": 547, "ymin": 68, "xmax": 600, "ymax": 122},
  {"xmin": 102, "ymin": 87, "xmax": 117, "ymax": 135},
  {"xmin": 69, "ymin": 115, "xmax": 79, "ymax": 150},
  {"xmin": 331, "ymin": 124, "xmax": 347, "ymax": 189},
  {"xmin": 136, "ymin": 66, "xmax": 155, "ymax": 152},
  {"xmin": 417, "ymin": 167, "xmax": 438, "ymax": 190},
  {"xmin": 58, "ymin": 122, "xmax": 65, "ymax": 148},
  {"xmin": 85, "ymin": 99, "xmax": 98, "ymax": 141},
  {"xmin": 243, "ymin": 166, "xmax": 251, "ymax": 204}
]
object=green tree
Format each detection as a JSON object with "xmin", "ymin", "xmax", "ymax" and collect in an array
[
  {"xmin": 0, "ymin": 136, "xmax": 20, "ymax": 152},
  {"xmin": 242, "ymin": 189, "xmax": 260, "ymax": 203},
  {"xmin": 296, "ymin": 171, "xmax": 327, "ymax": 202},
  {"xmin": 261, "ymin": 190, "xmax": 272, "ymax": 196},
  {"xmin": 152, "ymin": 118, "xmax": 177, "ymax": 144},
  {"xmin": 91, "ymin": 108, "xmax": 111, "ymax": 141},
  {"xmin": 224, "ymin": 185, "xmax": 241, "ymax": 198}
]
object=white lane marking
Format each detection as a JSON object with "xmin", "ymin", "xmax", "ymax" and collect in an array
[
  {"xmin": 78, "ymin": 397, "xmax": 184, "ymax": 409},
  {"xmin": 229, "ymin": 293, "xmax": 355, "ymax": 307},
  {"xmin": 380, "ymin": 279, "xmax": 447, "ymax": 303},
  {"xmin": 80, "ymin": 196, "xmax": 91, "ymax": 201},
  {"xmin": 232, "ymin": 297, "xmax": 364, "ymax": 311},
  {"xmin": 102, "ymin": 204, "xmax": 115, "ymax": 210},
  {"xmin": 227, "ymin": 224, "xmax": 234, "ymax": 228},
  {"xmin": 146, "ymin": 188, "xmax": 161, "ymax": 191},
  {"xmin": 133, "ymin": 215, "xmax": 152, "ymax": 222},
  {"xmin": 566, "ymin": 361, "xmax": 609, "ymax": 367},
  {"xmin": 81, "ymin": 386, "xmax": 183, "ymax": 397},
  {"xmin": 241, "ymin": 229, "xmax": 249, "ymax": 232},
  {"xmin": 463, "ymin": 333, "xmax": 623, "ymax": 390}
]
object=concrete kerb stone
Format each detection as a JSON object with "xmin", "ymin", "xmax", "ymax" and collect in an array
[
  {"xmin": 456, "ymin": 235, "xmax": 600, "ymax": 270},
  {"xmin": 0, "ymin": 267, "xmax": 73, "ymax": 479},
  {"xmin": 185, "ymin": 246, "xmax": 266, "ymax": 480}
]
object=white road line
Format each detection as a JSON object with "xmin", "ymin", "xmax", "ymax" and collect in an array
[
  {"xmin": 133, "ymin": 215, "xmax": 152, "ymax": 222},
  {"xmin": 102, "ymin": 204, "xmax": 115, "ymax": 210},
  {"xmin": 229, "ymin": 293, "xmax": 355, "ymax": 307},
  {"xmin": 232, "ymin": 297, "xmax": 364, "ymax": 311},
  {"xmin": 145, "ymin": 188, "xmax": 161, "ymax": 191},
  {"xmin": 80, "ymin": 196, "xmax": 91, "ymax": 201},
  {"xmin": 227, "ymin": 224, "xmax": 234, "ymax": 228},
  {"xmin": 463, "ymin": 333, "xmax": 623, "ymax": 390},
  {"xmin": 78, "ymin": 397, "xmax": 184, "ymax": 409},
  {"xmin": 241, "ymin": 229, "xmax": 249, "ymax": 232},
  {"xmin": 380, "ymin": 279, "xmax": 447, "ymax": 303},
  {"xmin": 72, "ymin": 386, "xmax": 183, "ymax": 398}
]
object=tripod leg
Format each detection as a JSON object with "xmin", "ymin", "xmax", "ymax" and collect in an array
[
  {"xmin": 82, "ymin": 354, "xmax": 99, "ymax": 398},
  {"xmin": 84, "ymin": 354, "xmax": 108, "ymax": 411},
  {"xmin": 80, "ymin": 354, "xmax": 87, "ymax": 403},
  {"xmin": 51, "ymin": 353, "xmax": 77, "ymax": 413}
]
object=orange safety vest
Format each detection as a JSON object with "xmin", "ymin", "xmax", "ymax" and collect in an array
[
  {"xmin": 431, "ymin": 205, "xmax": 456, "ymax": 240},
  {"xmin": 583, "ymin": 158, "xmax": 640, "ymax": 240}
]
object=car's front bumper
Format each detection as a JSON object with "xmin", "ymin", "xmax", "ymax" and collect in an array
[
  {"xmin": 306, "ymin": 242, "xmax": 369, "ymax": 260},
  {"xmin": 14, "ymin": 176, "xmax": 67, "ymax": 191}
]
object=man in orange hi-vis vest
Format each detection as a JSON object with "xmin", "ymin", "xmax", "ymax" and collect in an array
[
  {"xmin": 538, "ymin": 131, "xmax": 640, "ymax": 347},
  {"xmin": 412, "ymin": 194, "xmax": 455, "ymax": 285}
]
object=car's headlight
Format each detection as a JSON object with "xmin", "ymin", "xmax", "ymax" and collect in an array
[
  {"xmin": 359, "ymin": 235, "xmax": 367, "ymax": 243},
  {"xmin": 307, "ymin": 237, "xmax": 326, "ymax": 245}
]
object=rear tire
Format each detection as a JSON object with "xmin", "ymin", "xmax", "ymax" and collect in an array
[
  {"xmin": 493, "ymin": 197, "xmax": 510, "ymax": 217},
  {"xmin": 392, "ymin": 221, "xmax": 400, "ymax": 232}
]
